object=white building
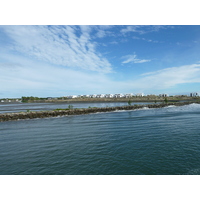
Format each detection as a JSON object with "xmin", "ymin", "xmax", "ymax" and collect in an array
[
  {"xmin": 96, "ymin": 94, "xmax": 105, "ymax": 98},
  {"xmin": 104, "ymin": 94, "xmax": 114, "ymax": 98},
  {"xmin": 124, "ymin": 93, "xmax": 133, "ymax": 98},
  {"xmin": 67, "ymin": 95, "xmax": 78, "ymax": 99},
  {"xmin": 136, "ymin": 93, "xmax": 144, "ymax": 97},
  {"xmin": 89, "ymin": 94, "xmax": 97, "ymax": 98},
  {"xmin": 114, "ymin": 94, "xmax": 124, "ymax": 98}
]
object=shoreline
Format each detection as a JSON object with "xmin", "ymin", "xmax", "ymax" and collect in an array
[
  {"xmin": 1, "ymin": 96, "xmax": 199, "ymax": 104},
  {"xmin": 0, "ymin": 101, "xmax": 199, "ymax": 122}
]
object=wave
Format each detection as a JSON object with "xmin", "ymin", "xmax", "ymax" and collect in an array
[{"xmin": 166, "ymin": 105, "xmax": 176, "ymax": 108}]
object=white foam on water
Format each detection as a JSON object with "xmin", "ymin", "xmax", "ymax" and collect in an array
[
  {"xmin": 141, "ymin": 107, "xmax": 149, "ymax": 110},
  {"xmin": 166, "ymin": 105, "xmax": 176, "ymax": 108},
  {"xmin": 113, "ymin": 110, "xmax": 127, "ymax": 112},
  {"xmin": 161, "ymin": 103, "xmax": 200, "ymax": 114}
]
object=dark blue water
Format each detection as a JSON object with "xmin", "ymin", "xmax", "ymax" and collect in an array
[{"xmin": 0, "ymin": 103, "xmax": 200, "ymax": 175}]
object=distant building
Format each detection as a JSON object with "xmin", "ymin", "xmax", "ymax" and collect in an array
[
  {"xmin": 105, "ymin": 94, "xmax": 114, "ymax": 98},
  {"xmin": 67, "ymin": 95, "xmax": 78, "ymax": 99},
  {"xmin": 83, "ymin": 95, "xmax": 90, "ymax": 98},
  {"xmin": 190, "ymin": 92, "xmax": 199, "ymax": 97},
  {"xmin": 114, "ymin": 94, "xmax": 124, "ymax": 98},
  {"xmin": 96, "ymin": 94, "xmax": 105, "ymax": 98},
  {"xmin": 159, "ymin": 94, "xmax": 168, "ymax": 97},
  {"xmin": 124, "ymin": 93, "xmax": 133, "ymax": 98},
  {"xmin": 89, "ymin": 94, "xmax": 97, "ymax": 98},
  {"xmin": 136, "ymin": 93, "xmax": 144, "ymax": 97}
]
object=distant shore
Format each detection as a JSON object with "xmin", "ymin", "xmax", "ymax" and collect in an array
[
  {"xmin": 0, "ymin": 101, "xmax": 199, "ymax": 122},
  {"xmin": 1, "ymin": 96, "xmax": 199, "ymax": 104},
  {"xmin": 20, "ymin": 96, "xmax": 200, "ymax": 103}
]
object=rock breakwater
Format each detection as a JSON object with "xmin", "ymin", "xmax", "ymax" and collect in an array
[{"xmin": 0, "ymin": 101, "xmax": 199, "ymax": 122}]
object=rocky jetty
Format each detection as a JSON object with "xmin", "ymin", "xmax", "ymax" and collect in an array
[{"xmin": 0, "ymin": 101, "xmax": 199, "ymax": 122}]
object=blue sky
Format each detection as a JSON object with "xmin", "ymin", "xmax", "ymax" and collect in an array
[{"xmin": 1, "ymin": 25, "xmax": 200, "ymax": 98}]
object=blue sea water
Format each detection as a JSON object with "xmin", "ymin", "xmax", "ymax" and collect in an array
[{"xmin": 0, "ymin": 103, "xmax": 200, "ymax": 175}]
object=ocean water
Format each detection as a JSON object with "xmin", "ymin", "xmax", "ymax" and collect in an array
[{"xmin": 0, "ymin": 103, "xmax": 200, "ymax": 175}]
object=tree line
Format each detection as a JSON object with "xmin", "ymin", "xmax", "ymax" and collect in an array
[{"xmin": 21, "ymin": 96, "xmax": 47, "ymax": 102}]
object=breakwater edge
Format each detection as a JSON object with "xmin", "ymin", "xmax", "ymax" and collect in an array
[{"xmin": 1, "ymin": 101, "xmax": 199, "ymax": 122}]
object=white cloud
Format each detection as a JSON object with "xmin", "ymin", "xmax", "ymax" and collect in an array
[
  {"xmin": 96, "ymin": 29, "xmax": 106, "ymax": 38},
  {"xmin": 0, "ymin": 61, "xmax": 111, "ymax": 97},
  {"xmin": 95, "ymin": 25, "xmax": 115, "ymax": 38},
  {"xmin": 109, "ymin": 41, "xmax": 118, "ymax": 45},
  {"xmin": 121, "ymin": 25, "xmax": 173, "ymax": 35},
  {"xmin": 133, "ymin": 36, "xmax": 159, "ymax": 43},
  {"xmin": 137, "ymin": 64, "xmax": 200, "ymax": 89},
  {"xmin": 121, "ymin": 25, "xmax": 145, "ymax": 34},
  {"xmin": 1, "ymin": 51, "xmax": 200, "ymax": 98},
  {"xmin": 122, "ymin": 54, "xmax": 151, "ymax": 64},
  {"xmin": 0, "ymin": 25, "xmax": 112, "ymax": 73}
]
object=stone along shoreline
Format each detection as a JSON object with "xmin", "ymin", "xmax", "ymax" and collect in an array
[{"xmin": 0, "ymin": 101, "xmax": 199, "ymax": 122}]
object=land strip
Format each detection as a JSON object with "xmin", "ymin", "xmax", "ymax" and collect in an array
[
  {"xmin": 0, "ymin": 101, "xmax": 199, "ymax": 122},
  {"xmin": 24, "ymin": 96, "xmax": 198, "ymax": 103}
]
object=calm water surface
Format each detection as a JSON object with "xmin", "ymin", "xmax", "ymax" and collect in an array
[
  {"xmin": 0, "ymin": 103, "xmax": 200, "ymax": 175},
  {"xmin": 0, "ymin": 102, "xmax": 156, "ymax": 113}
]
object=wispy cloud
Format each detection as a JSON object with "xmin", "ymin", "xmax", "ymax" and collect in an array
[
  {"xmin": 133, "ymin": 36, "xmax": 159, "ymax": 43},
  {"xmin": 122, "ymin": 53, "xmax": 151, "ymax": 64},
  {"xmin": 1, "ymin": 51, "xmax": 200, "ymax": 98},
  {"xmin": 0, "ymin": 55, "xmax": 114, "ymax": 97},
  {"xmin": 95, "ymin": 25, "xmax": 115, "ymax": 38},
  {"xmin": 0, "ymin": 25, "xmax": 112, "ymax": 73},
  {"xmin": 96, "ymin": 29, "xmax": 106, "ymax": 38},
  {"xmin": 121, "ymin": 25, "xmax": 173, "ymax": 35},
  {"xmin": 109, "ymin": 41, "xmax": 118, "ymax": 45},
  {"xmin": 137, "ymin": 64, "xmax": 200, "ymax": 89},
  {"xmin": 121, "ymin": 25, "xmax": 145, "ymax": 34}
]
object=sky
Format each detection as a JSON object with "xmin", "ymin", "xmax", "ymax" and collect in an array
[{"xmin": 1, "ymin": 25, "xmax": 200, "ymax": 98}]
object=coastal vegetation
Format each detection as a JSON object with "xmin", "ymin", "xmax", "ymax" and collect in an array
[
  {"xmin": 164, "ymin": 97, "xmax": 168, "ymax": 104},
  {"xmin": 21, "ymin": 96, "xmax": 47, "ymax": 102}
]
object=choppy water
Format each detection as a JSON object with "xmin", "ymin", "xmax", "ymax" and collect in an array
[{"xmin": 0, "ymin": 103, "xmax": 200, "ymax": 175}]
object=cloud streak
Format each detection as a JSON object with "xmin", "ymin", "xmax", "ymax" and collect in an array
[
  {"xmin": 135, "ymin": 64, "xmax": 200, "ymax": 90},
  {"xmin": 122, "ymin": 54, "xmax": 151, "ymax": 64},
  {"xmin": 121, "ymin": 25, "xmax": 173, "ymax": 35},
  {"xmin": 0, "ymin": 25, "xmax": 112, "ymax": 73}
]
